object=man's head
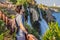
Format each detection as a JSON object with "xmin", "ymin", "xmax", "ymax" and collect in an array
[{"xmin": 15, "ymin": 5, "xmax": 25, "ymax": 14}]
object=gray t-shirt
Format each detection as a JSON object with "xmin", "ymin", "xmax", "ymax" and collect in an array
[
  {"xmin": 16, "ymin": 14, "xmax": 22, "ymax": 26},
  {"xmin": 16, "ymin": 14, "xmax": 25, "ymax": 39}
]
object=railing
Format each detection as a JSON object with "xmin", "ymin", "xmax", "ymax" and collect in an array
[
  {"xmin": 0, "ymin": 11, "xmax": 11, "ymax": 26},
  {"xmin": 0, "ymin": 2, "xmax": 16, "ymax": 10}
]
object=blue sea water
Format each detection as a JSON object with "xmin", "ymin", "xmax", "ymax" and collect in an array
[{"xmin": 52, "ymin": 12, "xmax": 60, "ymax": 26}]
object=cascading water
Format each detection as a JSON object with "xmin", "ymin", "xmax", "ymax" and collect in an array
[
  {"xmin": 27, "ymin": 7, "xmax": 32, "ymax": 28},
  {"xmin": 38, "ymin": 8, "xmax": 49, "ymax": 36}
]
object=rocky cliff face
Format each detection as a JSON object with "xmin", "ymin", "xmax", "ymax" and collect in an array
[
  {"xmin": 44, "ymin": 9, "xmax": 55, "ymax": 22},
  {"xmin": 30, "ymin": 8, "xmax": 39, "ymax": 22}
]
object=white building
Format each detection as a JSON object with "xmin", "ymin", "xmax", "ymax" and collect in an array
[
  {"xmin": 53, "ymin": 3, "xmax": 56, "ymax": 6},
  {"xmin": 53, "ymin": 3, "xmax": 60, "ymax": 7}
]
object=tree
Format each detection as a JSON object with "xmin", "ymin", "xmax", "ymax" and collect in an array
[
  {"xmin": 42, "ymin": 22, "xmax": 60, "ymax": 40},
  {"xmin": 10, "ymin": 0, "xmax": 17, "ymax": 4},
  {"xmin": 16, "ymin": 0, "xmax": 26, "ymax": 5}
]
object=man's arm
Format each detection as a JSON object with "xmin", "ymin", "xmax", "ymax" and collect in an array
[
  {"xmin": 19, "ymin": 22, "xmax": 28, "ymax": 34},
  {"xmin": 16, "ymin": 15, "xmax": 28, "ymax": 34}
]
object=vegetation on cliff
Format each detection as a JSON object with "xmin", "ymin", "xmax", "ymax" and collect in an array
[{"xmin": 43, "ymin": 22, "xmax": 60, "ymax": 40}]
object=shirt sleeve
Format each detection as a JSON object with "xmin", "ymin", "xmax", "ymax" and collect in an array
[{"xmin": 16, "ymin": 15, "xmax": 22, "ymax": 26}]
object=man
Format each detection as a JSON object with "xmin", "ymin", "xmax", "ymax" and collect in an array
[
  {"xmin": 15, "ymin": 5, "xmax": 38, "ymax": 40},
  {"xmin": 15, "ymin": 5, "xmax": 27, "ymax": 40}
]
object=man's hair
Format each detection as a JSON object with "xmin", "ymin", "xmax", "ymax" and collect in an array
[{"xmin": 15, "ymin": 5, "xmax": 22, "ymax": 13}]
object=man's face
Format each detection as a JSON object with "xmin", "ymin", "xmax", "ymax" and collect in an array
[
  {"xmin": 19, "ymin": 6, "xmax": 25, "ymax": 14},
  {"xmin": 21, "ymin": 6, "xmax": 25, "ymax": 13}
]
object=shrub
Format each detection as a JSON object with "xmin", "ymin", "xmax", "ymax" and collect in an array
[
  {"xmin": 0, "ymin": 20, "xmax": 5, "ymax": 34},
  {"xmin": 42, "ymin": 22, "xmax": 60, "ymax": 40}
]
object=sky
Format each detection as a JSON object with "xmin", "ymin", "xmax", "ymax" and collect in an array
[{"xmin": 35, "ymin": 0, "xmax": 60, "ymax": 6}]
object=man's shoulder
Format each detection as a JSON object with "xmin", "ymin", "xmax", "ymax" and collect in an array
[{"xmin": 16, "ymin": 14, "xmax": 22, "ymax": 17}]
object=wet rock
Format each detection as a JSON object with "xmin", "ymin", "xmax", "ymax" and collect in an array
[
  {"xmin": 45, "ymin": 9, "xmax": 55, "ymax": 22},
  {"xmin": 29, "ymin": 8, "xmax": 40, "ymax": 33},
  {"xmin": 30, "ymin": 8, "xmax": 39, "ymax": 22}
]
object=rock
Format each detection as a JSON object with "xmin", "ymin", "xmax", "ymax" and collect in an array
[
  {"xmin": 45, "ymin": 9, "xmax": 55, "ymax": 22},
  {"xmin": 30, "ymin": 8, "xmax": 39, "ymax": 22}
]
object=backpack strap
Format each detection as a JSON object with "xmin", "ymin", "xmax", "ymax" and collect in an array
[
  {"xmin": 15, "ymin": 18, "xmax": 19, "ymax": 27},
  {"xmin": 15, "ymin": 18, "xmax": 20, "ymax": 33}
]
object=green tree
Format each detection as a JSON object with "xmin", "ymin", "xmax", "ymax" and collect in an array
[
  {"xmin": 0, "ymin": 20, "xmax": 6, "ymax": 40},
  {"xmin": 42, "ymin": 22, "xmax": 60, "ymax": 40},
  {"xmin": 10, "ymin": 0, "xmax": 17, "ymax": 4},
  {"xmin": 16, "ymin": 0, "xmax": 26, "ymax": 5},
  {"xmin": 0, "ymin": 20, "xmax": 5, "ymax": 34}
]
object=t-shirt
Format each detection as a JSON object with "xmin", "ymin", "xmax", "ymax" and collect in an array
[
  {"xmin": 15, "ymin": 14, "xmax": 25, "ymax": 37},
  {"xmin": 16, "ymin": 14, "xmax": 22, "ymax": 26}
]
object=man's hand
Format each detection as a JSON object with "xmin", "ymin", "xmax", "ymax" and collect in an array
[{"xmin": 24, "ymin": 30, "xmax": 28, "ymax": 35}]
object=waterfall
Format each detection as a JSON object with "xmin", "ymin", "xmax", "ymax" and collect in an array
[
  {"xmin": 38, "ymin": 8, "xmax": 49, "ymax": 36},
  {"xmin": 27, "ymin": 7, "xmax": 32, "ymax": 28}
]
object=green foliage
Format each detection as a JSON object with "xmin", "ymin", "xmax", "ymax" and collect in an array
[
  {"xmin": 10, "ymin": 0, "xmax": 27, "ymax": 5},
  {"xmin": 0, "ymin": 20, "xmax": 6, "ymax": 34},
  {"xmin": 0, "ymin": 33, "xmax": 4, "ymax": 40},
  {"xmin": 0, "ymin": 20, "xmax": 5, "ymax": 27},
  {"xmin": 0, "ymin": 20, "xmax": 16, "ymax": 40},
  {"xmin": 10, "ymin": 15, "xmax": 15, "ymax": 19},
  {"xmin": 23, "ymin": 2, "xmax": 29, "ymax": 19},
  {"xmin": 0, "ymin": 20, "xmax": 7, "ymax": 40},
  {"xmin": 10, "ymin": 0, "xmax": 17, "ymax": 4},
  {"xmin": 16, "ymin": 0, "xmax": 26, "ymax": 5},
  {"xmin": 3, "ymin": 30, "xmax": 16, "ymax": 40},
  {"xmin": 42, "ymin": 22, "xmax": 60, "ymax": 40}
]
